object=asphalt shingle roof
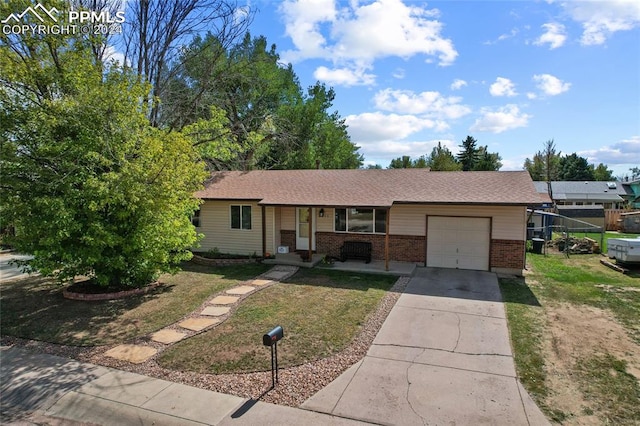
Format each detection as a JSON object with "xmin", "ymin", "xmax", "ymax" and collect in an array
[
  {"xmin": 196, "ymin": 170, "xmax": 545, "ymax": 207},
  {"xmin": 532, "ymin": 181, "xmax": 629, "ymax": 202}
]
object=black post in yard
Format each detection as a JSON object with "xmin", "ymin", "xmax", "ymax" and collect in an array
[{"xmin": 263, "ymin": 325, "xmax": 283, "ymax": 389}]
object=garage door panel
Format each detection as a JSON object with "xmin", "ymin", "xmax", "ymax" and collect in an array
[{"xmin": 427, "ymin": 217, "xmax": 490, "ymax": 271}]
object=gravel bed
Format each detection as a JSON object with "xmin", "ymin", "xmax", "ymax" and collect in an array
[{"xmin": 1, "ymin": 274, "xmax": 409, "ymax": 407}]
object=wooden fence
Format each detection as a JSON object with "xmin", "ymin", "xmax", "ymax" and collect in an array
[{"xmin": 605, "ymin": 209, "xmax": 639, "ymax": 231}]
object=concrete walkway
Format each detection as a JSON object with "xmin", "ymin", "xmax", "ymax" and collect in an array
[
  {"xmin": 0, "ymin": 346, "xmax": 368, "ymax": 425},
  {"xmin": 302, "ymin": 267, "xmax": 550, "ymax": 425}
]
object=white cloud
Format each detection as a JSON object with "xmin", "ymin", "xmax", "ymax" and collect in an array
[
  {"xmin": 578, "ymin": 136, "xmax": 640, "ymax": 165},
  {"xmin": 313, "ymin": 66, "xmax": 375, "ymax": 86},
  {"xmin": 489, "ymin": 77, "xmax": 517, "ymax": 97},
  {"xmin": 450, "ymin": 79, "xmax": 467, "ymax": 90},
  {"xmin": 561, "ymin": 1, "xmax": 640, "ymax": 45},
  {"xmin": 279, "ymin": 0, "xmax": 458, "ymax": 86},
  {"xmin": 533, "ymin": 74, "xmax": 571, "ymax": 96},
  {"xmin": 470, "ymin": 104, "xmax": 531, "ymax": 133},
  {"xmin": 534, "ymin": 23, "xmax": 567, "ymax": 49},
  {"xmin": 483, "ymin": 28, "xmax": 519, "ymax": 45},
  {"xmin": 526, "ymin": 92, "xmax": 537, "ymax": 100},
  {"xmin": 373, "ymin": 88, "xmax": 471, "ymax": 119},
  {"xmin": 392, "ymin": 68, "xmax": 405, "ymax": 79},
  {"xmin": 345, "ymin": 112, "xmax": 447, "ymax": 142}
]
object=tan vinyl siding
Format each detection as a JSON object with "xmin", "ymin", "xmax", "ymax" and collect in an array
[
  {"xmin": 265, "ymin": 206, "xmax": 276, "ymax": 254},
  {"xmin": 390, "ymin": 205, "xmax": 526, "ymax": 240},
  {"xmin": 317, "ymin": 209, "xmax": 334, "ymax": 232},
  {"xmin": 274, "ymin": 207, "xmax": 282, "ymax": 248},
  {"xmin": 197, "ymin": 200, "xmax": 263, "ymax": 255},
  {"xmin": 281, "ymin": 207, "xmax": 295, "ymax": 230}
]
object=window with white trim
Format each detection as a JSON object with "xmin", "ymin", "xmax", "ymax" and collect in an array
[
  {"xmin": 334, "ymin": 208, "xmax": 387, "ymax": 233},
  {"xmin": 230, "ymin": 205, "xmax": 252, "ymax": 230}
]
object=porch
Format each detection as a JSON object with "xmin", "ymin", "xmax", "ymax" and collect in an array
[{"xmin": 262, "ymin": 253, "xmax": 416, "ymax": 276}]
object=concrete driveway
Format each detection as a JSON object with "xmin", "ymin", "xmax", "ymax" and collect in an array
[{"xmin": 303, "ymin": 267, "xmax": 549, "ymax": 425}]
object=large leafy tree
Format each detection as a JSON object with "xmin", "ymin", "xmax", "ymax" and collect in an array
[
  {"xmin": 524, "ymin": 139, "xmax": 561, "ymax": 181},
  {"xmin": 0, "ymin": 14, "xmax": 206, "ymax": 288},
  {"xmin": 426, "ymin": 143, "xmax": 461, "ymax": 171},
  {"xmin": 473, "ymin": 146, "xmax": 502, "ymax": 171},
  {"xmin": 592, "ymin": 163, "xmax": 614, "ymax": 181},
  {"xmin": 559, "ymin": 153, "xmax": 595, "ymax": 181},
  {"xmin": 389, "ymin": 155, "xmax": 423, "ymax": 168},
  {"xmin": 164, "ymin": 33, "xmax": 361, "ymax": 170}
]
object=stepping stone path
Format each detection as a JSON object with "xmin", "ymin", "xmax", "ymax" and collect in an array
[{"xmin": 104, "ymin": 265, "xmax": 298, "ymax": 364}]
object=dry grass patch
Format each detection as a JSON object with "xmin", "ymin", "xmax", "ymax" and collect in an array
[
  {"xmin": 0, "ymin": 262, "xmax": 269, "ymax": 346},
  {"xmin": 502, "ymin": 253, "xmax": 640, "ymax": 425},
  {"xmin": 158, "ymin": 269, "xmax": 397, "ymax": 374}
]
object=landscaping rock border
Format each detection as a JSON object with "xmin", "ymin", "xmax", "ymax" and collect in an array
[
  {"xmin": 190, "ymin": 253, "xmax": 260, "ymax": 267},
  {"xmin": 62, "ymin": 282, "xmax": 162, "ymax": 301}
]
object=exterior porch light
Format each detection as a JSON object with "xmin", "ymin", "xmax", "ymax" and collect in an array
[{"xmin": 319, "ymin": 208, "xmax": 325, "ymax": 217}]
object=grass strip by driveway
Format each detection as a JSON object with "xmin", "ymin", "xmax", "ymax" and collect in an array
[
  {"xmin": 158, "ymin": 268, "xmax": 397, "ymax": 374},
  {"xmin": 528, "ymin": 253, "xmax": 640, "ymax": 343},
  {"xmin": 501, "ymin": 253, "xmax": 640, "ymax": 424},
  {"xmin": 0, "ymin": 262, "xmax": 269, "ymax": 346}
]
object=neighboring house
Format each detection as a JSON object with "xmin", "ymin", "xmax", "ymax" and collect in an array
[
  {"xmin": 555, "ymin": 205, "xmax": 605, "ymax": 229},
  {"xmin": 621, "ymin": 179, "xmax": 640, "ymax": 208},
  {"xmin": 532, "ymin": 181, "xmax": 629, "ymax": 209},
  {"xmin": 195, "ymin": 169, "xmax": 545, "ymax": 276}
]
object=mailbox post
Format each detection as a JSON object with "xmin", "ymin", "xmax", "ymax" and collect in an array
[{"xmin": 263, "ymin": 326, "xmax": 284, "ymax": 388}]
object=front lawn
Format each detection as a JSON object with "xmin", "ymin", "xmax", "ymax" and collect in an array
[
  {"xmin": 0, "ymin": 262, "xmax": 269, "ymax": 346},
  {"xmin": 158, "ymin": 268, "xmax": 397, "ymax": 374},
  {"xmin": 500, "ymin": 253, "xmax": 640, "ymax": 424}
]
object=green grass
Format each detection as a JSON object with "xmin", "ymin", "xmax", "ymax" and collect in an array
[
  {"xmin": 499, "ymin": 278, "xmax": 570, "ymax": 421},
  {"xmin": 527, "ymin": 254, "xmax": 640, "ymax": 343},
  {"xmin": 0, "ymin": 262, "xmax": 270, "ymax": 346},
  {"xmin": 158, "ymin": 268, "xmax": 397, "ymax": 374},
  {"xmin": 502, "ymin": 253, "xmax": 640, "ymax": 424},
  {"xmin": 575, "ymin": 354, "xmax": 640, "ymax": 424}
]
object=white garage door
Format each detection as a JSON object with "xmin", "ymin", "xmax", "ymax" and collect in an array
[{"xmin": 427, "ymin": 217, "xmax": 490, "ymax": 271}]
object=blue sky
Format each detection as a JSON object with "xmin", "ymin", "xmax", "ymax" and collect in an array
[{"xmin": 247, "ymin": 0, "xmax": 640, "ymax": 177}]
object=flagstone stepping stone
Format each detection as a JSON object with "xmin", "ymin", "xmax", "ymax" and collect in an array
[
  {"xmin": 250, "ymin": 279, "xmax": 273, "ymax": 286},
  {"xmin": 179, "ymin": 317, "xmax": 219, "ymax": 331},
  {"xmin": 151, "ymin": 329, "xmax": 187, "ymax": 344},
  {"xmin": 104, "ymin": 344, "xmax": 157, "ymax": 364},
  {"xmin": 201, "ymin": 306, "xmax": 230, "ymax": 316},
  {"xmin": 262, "ymin": 270, "xmax": 291, "ymax": 280},
  {"xmin": 226, "ymin": 286, "xmax": 254, "ymax": 295},
  {"xmin": 209, "ymin": 295, "xmax": 239, "ymax": 305}
]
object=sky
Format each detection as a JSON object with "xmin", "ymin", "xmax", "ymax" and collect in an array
[{"xmin": 247, "ymin": 0, "xmax": 640, "ymax": 177}]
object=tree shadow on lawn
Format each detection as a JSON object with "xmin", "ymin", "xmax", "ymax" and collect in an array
[
  {"xmin": 499, "ymin": 276, "xmax": 542, "ymax": 307},
  {"xmin": 0, "ymin": 275, "xmax": 173, "ymax": 346}
]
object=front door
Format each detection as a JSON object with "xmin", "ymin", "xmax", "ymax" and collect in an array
[{"xmin": 296, "ymin": 208, "xmax": 316, "ymax": 250}]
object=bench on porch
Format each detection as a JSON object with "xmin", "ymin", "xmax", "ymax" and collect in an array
[{"xmin": 340, "ymin": 241, "xmax": 372, "ymax": 264}]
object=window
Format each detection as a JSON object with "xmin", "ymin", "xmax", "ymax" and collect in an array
[
  {"xmin": 191, "ymin": 209, "xmax": 201, "ymax": 227},
  {"xmin": 231, "ymin": 205, "xmax": 251, "ymax": 230},
  {"xmin": 335, "ymin": 208, "xmax": 387, "ymax": 234}
]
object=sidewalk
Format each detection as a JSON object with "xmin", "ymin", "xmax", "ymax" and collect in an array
[{"xmin": 1, "ymin": 346, "xmax": 370, "ymax": 425}]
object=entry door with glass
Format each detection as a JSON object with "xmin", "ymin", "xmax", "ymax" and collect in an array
[{"xmin": 296, "ymin": 208, "xmax": 316, "ymax": 250}]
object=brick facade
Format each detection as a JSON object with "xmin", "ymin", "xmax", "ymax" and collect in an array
[
  {"xmin": 490, "ymin": 239, "xmax": 525, "ymax": 270},
  {"xmin": 280, "ymin": 230, "xmax": 295, "ymax": 251},
  {"xmin": 279, "ymin": 231, "xmax": 524, "ymax": 271},
  {"xmin": 315, "ymin": 232, "xmax": 425, "ymax": 263}
]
